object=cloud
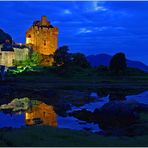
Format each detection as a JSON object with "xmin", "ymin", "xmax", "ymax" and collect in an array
[
  {"xmin": 77, "ymin": 28, "xmax": 92, "ymax": 34},
  {"xmin": 63, "ymin": 9, "xmax": 72, "ymax": 15},
  {"xmin": 91, "ymin": 1, "xmax": 108, "ymax": 12},
  {"xmin": 82, "ymin": 1, "xmax": 108, "ymax": 13},
  {"xmin": 76, "ymin": 26, "xmax": 126, "ymax": 35},
  {"xmin": 72, "ymin": 1, "xmax": 108, "ymax": 13},
  {"xmin": 96, "ymin": 26, "xmax": 126, "ymax": 32}
]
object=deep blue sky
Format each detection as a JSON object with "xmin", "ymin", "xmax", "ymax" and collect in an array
[{"xmin": 0, "ymin": 1, "xmax": 148, "ymax": 65}]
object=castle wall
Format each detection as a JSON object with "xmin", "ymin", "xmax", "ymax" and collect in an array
[
  {"xmin": 0, "ymin": 44, "xmax": 3, "ymax": 50},
  {"xmin": 0, "ymin": 44, "xmax": 31, "ymax": 67},
  {"xmin": 14, "ymin": 47, "xmax": 30, "ymax": 61},
  {"xmin": 0, "ymin": 44, "xmax": 15, "ymax": 67},
  {"xmin": 0, "ymin": 51, "xmax": 15, "ymax": 67}
]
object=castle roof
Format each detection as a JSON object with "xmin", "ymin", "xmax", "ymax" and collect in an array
[{"xmin": 1, "ymin": 43, "xmax": 14, "ymax": 52}]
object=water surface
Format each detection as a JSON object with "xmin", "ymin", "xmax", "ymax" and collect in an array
[{"xmin": 0, "ymin": 89, "xmax": 147, "ymax": 133}]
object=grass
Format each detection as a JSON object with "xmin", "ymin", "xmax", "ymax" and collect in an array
[
  {"xmin": 0, "ymin": 126, "xmax": 148, "ymax": 147},
  {"xmin": 1, "ymin": 112, "xmax": 148, "ymax": 147},
  {"xmin": 6, "ymin": 66, "xmax": 148, "ymax": 89}
]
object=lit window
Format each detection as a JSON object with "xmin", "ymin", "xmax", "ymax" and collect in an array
[{"xmin": 44, "ymin": 40, "xmax": 46, "ymax": 46}]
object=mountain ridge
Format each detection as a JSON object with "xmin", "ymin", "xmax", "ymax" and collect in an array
[{"xmin": 87, "ymin": 53, "xmax": 148, "ymax": 72}]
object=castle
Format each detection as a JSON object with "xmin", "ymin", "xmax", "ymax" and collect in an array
[
  {"xmin": 0, "ymin": 16, "xmax": 58, "ymax": 67},
  {"xmin": 25, "ymin": 102, "xmax": 57, "ymax": 127},
  {"xmin": 26, "ymin": 16, "xmax": 58, "ymax": 56}
]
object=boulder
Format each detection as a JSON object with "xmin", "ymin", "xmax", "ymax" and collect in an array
[
  {"xmin": 0, "ymin": 97, "xmax": 32, "ymax": 112},
  {"xmin": 69, "ymin": 109, "xmax": 94, "ymax": 123},
  {"xmin": 109, "ymin": 92, "xmax": 126, "ymax": 101},
  {"xmin": 93, "ymin": 101, "xmax": 139, "ymax": 129}
]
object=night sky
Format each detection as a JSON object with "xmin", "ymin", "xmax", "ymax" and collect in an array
[{"xmin": 0, "ymin": 1, "xmax": 148, "ymax": 65}]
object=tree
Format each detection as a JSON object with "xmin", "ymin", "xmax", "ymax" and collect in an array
[
  {"xmin": 71, "ymin": 53, "xmax": 91, "ymax": 68},
  {"xmin": 14, "ymin": 51, "xmax": 42, "ymax": 67},
  {"xmin": 31, "ymin": 51, "xmax": 42, "ymax": 65},
  {"xmin": 53, "ymin": 46, "xmax": 71, "ymax": 67},
  {"xmin": 109, "ymin": 52, "xmax": 127, "ymax": 75},
  {"xmin": 96, "ymin": 65, "xmax": 108, "ymax": 75}
]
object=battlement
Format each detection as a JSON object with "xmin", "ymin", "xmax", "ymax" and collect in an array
[{"xmin": 32, "ymin": 16, "xmax": 52, "ymax": 28}]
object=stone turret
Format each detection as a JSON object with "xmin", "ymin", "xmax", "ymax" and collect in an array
[{"xmin": 41, "ymin": 16, "xmax": 50, "ymax": 26}]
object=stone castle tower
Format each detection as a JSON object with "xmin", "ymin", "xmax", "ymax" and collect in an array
[{"xmin": 26, "ymin": 16, "xmax": 58, "ymax": 56}]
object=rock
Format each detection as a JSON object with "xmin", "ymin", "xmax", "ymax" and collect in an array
[
  {"xmin": 0, "ymin": 97, "xmax": 32, "ymax": 112},
  {"xmin": 54, "ymin": 102, "xmax": 71, "ymax": 117},
  {"xmin": 124, "ymin": 100, "xmax": 148, "ymax": 112},
  {"xmin": 59, "ymin": 90, "xmax": 94, "ymax": 107},
  {"xmin": 0, "ymin": 104, "xmax": 13, "ymax": 110},
  {"xmin": 69, "ymin": 109, "xmax": 94, "ymax": 123},
  {"xmin": 109, "ymin": 92, "xmax": 126, "ymax": 101},
  {"xmin": 93, "ymin": 101, "xmax": 139, "ymax": 130},
  {"xmin": 133, "ymin": 103, "xmax": 148, "ymax": 112}
]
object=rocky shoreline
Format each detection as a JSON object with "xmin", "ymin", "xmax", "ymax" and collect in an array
[{"xmin": 69, "ymin": 100, "xmax": 148, "ymax": 136}]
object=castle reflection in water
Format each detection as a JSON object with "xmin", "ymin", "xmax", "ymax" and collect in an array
[{"xmin": 25, "ymin": 102, "xmax": 57, "ymax": 127}]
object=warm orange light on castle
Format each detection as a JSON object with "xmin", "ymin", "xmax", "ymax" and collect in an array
[
  {"xmin": 25, "ymin": 102, "xmax": 57, "ymax": 127},
  {"xmin": 26, "ymin": 16, "xmax": 58, "ymax": 56}
]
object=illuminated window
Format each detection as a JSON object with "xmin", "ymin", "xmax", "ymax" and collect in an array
[{"xmin": 44, "ymin": 40, "xmax": 46, "ymax": 46}]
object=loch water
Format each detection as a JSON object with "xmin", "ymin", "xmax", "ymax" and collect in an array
[{"xmin": 0, "ymin": 89, "xmax": 148, "ymax": 133}]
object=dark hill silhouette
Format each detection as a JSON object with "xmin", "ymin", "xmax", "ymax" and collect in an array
[
  {"xmin": 87, "ymin": 53, "xmax": 148, "ymax": 72},
  {"xmin": 0, "ymin": 29, "xmax": 12, "ymax": 44}
]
